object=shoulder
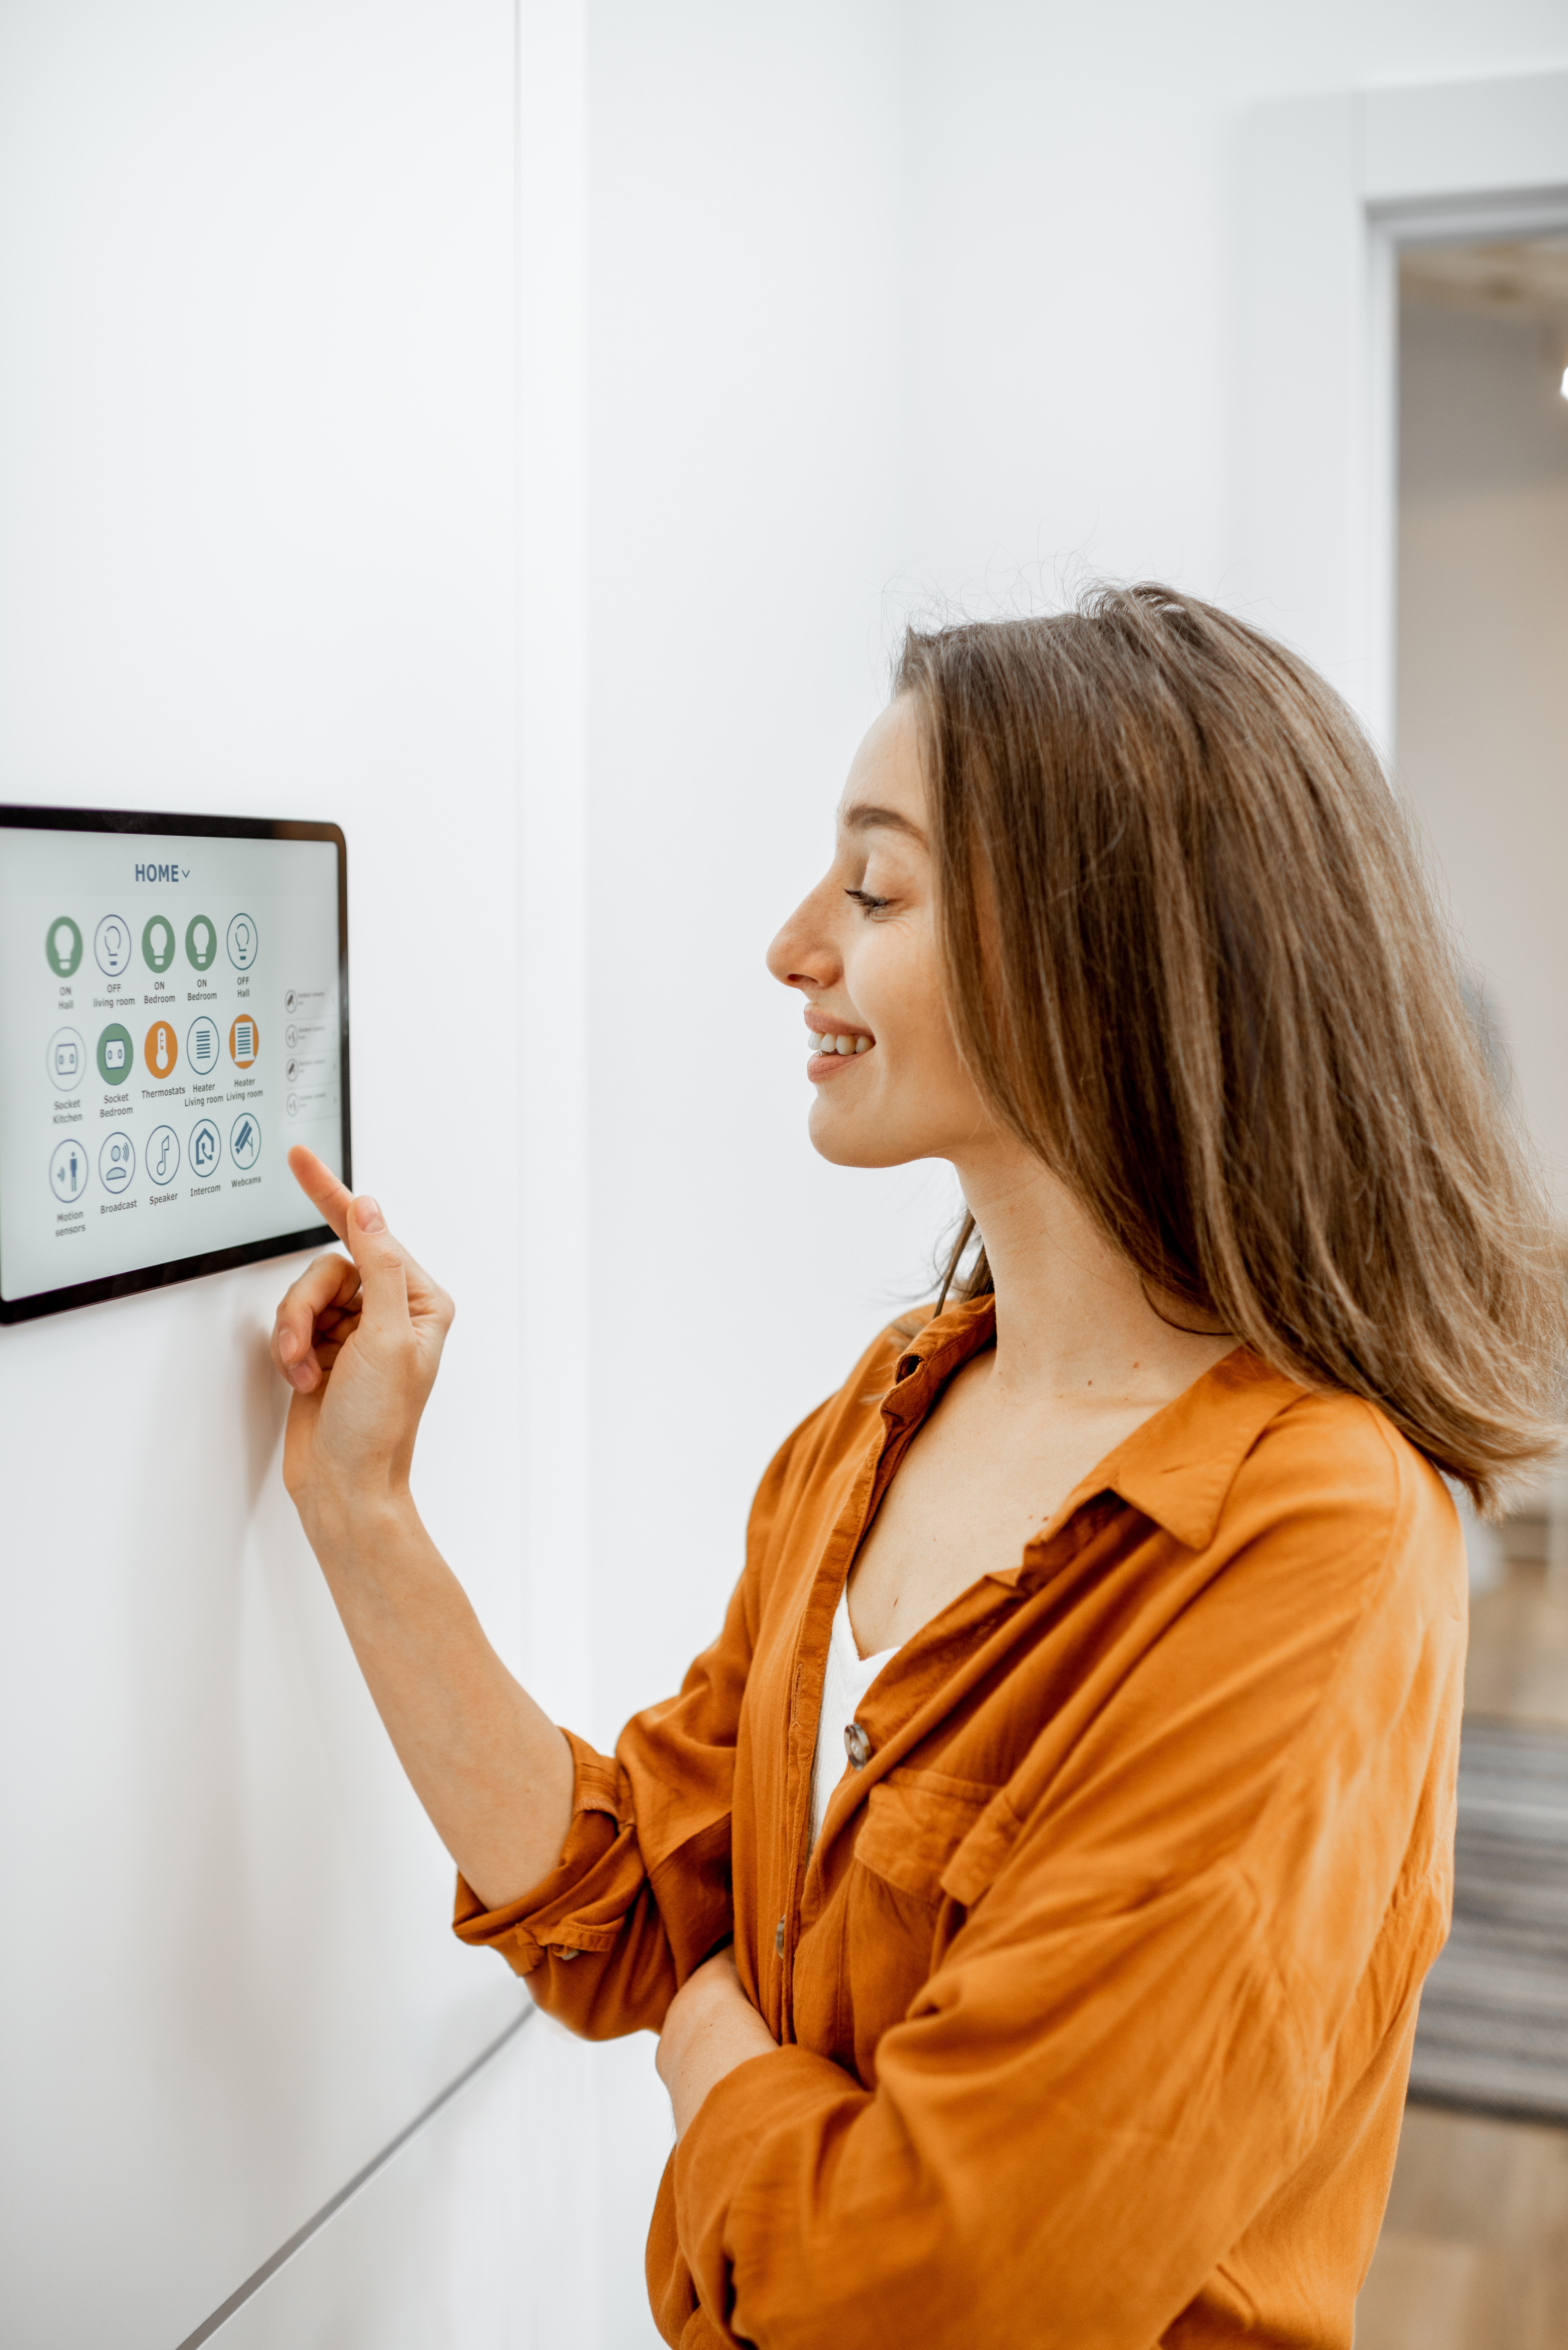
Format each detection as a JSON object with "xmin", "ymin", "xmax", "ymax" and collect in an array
[
  {"xmin": 1225, "ymin": 1384, "xmax": 1464, "ymax": 1601},
  {"xmin": 1190, "ymin": 1385, "xmax": 1468, "ymax": 1748}
]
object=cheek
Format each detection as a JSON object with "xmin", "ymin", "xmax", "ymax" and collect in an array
[{"xmin": 863, "ymin": 951, "xmax": 956, "ymax": 1081}]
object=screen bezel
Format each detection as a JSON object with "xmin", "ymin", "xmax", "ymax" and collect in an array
[{"xmin": 0, "ymin": 804, "xmax": 350, "ymax": 1324}]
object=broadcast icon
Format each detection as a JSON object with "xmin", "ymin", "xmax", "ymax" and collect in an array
[
  {"xmin": 46, "ymin": 1028, "xmax": 86, "ymax": 1090},
  {"xmin": 49, "ymin": 1139, "xmax": 88, "ymax": 1203},
  {"xmin": 99, "ymin": 1133, "xmax": 135, "ymax": 1194},
  {"xmin": 190, "ymin": 1118, "xmax": 222, "ymax": 1178},
  {"xmin": 229, "ymin": 1113, "xmax": 261, "ymax": 1171},
  {"xmin": 146, "ymin": 1126, "xmax": 181, "ymax": 1186}
]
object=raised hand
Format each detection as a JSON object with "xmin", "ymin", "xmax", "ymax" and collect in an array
[{"xmin": 270, "ymin": 1146, "xmax": 455, "ymax": 1526}]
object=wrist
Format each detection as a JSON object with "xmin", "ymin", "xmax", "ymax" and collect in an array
[{"xmin": 300, "ymin": 1479, "xmax": 419, "ymax": 1568}]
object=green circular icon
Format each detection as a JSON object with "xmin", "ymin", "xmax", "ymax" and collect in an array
[
  {"xmin": 46, "ymin": 916, "xmax": 82, "ymax": 976},
  {"xmin": 142, "ymin": 914, "xmax": 177, "ymax": 973},
  {"xmin": 96, "ymin": 1023, "xmax": 134, "ymax": 1087},
  {"xmin": 185, "ymin": 914, "xmax": 218, "ymax": 971}
]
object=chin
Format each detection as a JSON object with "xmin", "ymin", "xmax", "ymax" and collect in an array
[{"xmin": 806, "ymin": 1101, "xmax": 924, "ymax": 1171}]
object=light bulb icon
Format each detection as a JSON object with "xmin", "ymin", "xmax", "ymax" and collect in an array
[
  {"xmin": 236, "ymin": 921, "xmax": 251, "ymax": 956},
  {"xmin": 53, "ymin": 924, "xmax": 74, "ymax": 970},
  {"xmin": 227, "ymin": 912, "xmax": 258, "ymax": 969},
  {"xmin": 196, "ymin": 922, "xmax": 211, "ymax": 958},
  {"xmin": 152, "ymin": 921, "xmax": 170, "ymax": 965},
  {"xmin": 95, "ymin": 914, "xmax": 131, "ymax": 975}
]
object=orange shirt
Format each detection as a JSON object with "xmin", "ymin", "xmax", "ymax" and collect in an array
[{"xmin": 456, "ymin": 1299, "xmax": 1465, "ymax": 2349}]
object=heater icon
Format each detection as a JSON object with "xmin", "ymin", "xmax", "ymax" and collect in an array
[{"xmin": 229, "ymin": 1016, "xmax": 258, "ymax": 1069}]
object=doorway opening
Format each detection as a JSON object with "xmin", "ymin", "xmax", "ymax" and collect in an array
[{"xmin": 1356, "ymin": 224, "xmax": 1568, "ymax": 2350}]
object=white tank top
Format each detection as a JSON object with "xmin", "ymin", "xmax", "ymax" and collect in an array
[{"xmin": 808, "ymin": 1585, "xmax": 900, "ymax": 1851}]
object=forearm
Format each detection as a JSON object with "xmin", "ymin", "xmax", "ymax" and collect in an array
[
  {"xmin": 303, "ymin": 1487, "xmax": 573, "ymax": 1909},
  {"xmin": 657, "ymin": 1947, "xmax": 780, "ymax": 2138}
]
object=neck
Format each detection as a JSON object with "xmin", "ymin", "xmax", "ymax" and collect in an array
[{"xmin": 951, "ymin": 1135, "xmax": 1235, "ymax": 1408}]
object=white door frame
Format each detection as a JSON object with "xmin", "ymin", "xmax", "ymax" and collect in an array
[{"xmin": 1238, "ymin": 68, "xmax": 1568, "ymax": 754}]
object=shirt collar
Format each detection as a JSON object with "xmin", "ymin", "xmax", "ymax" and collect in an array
[
  {"xmin": 1049, "ymin": 1346, "xmax": 1306, "ymax": 1554},
  {"xmin": 882, "ymin": 1296, "xmax": 1305, "ymax": 1556}
]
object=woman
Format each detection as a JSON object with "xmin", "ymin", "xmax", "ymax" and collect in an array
[{"xmin": 272, "ymin": 586, "xmax": 1564, "ymax": 2349}]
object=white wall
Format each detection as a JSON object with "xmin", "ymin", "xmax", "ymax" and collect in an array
[
  {"xmin": 5, "ymin": 4, "xmax": 1568, "ymax": 2346},
  {"xmin": 0, "ymin": 6, "xmax": 529, "ymax": 2344},
  {"xmin": 1396, "ymin": 294, "xmax": 1568, "ymax": 1198}
]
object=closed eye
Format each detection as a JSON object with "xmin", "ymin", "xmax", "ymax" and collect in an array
[{"xmin": 844, "ymin": 888, "xmax": 892, "ymax": 916}]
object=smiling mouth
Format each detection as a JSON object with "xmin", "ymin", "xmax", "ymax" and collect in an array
[{"xmin": 806, "ymin": 1027, "xmax": 874, "ymax": 1078}]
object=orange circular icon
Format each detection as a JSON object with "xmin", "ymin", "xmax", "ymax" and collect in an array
[
  {"xmin": 229, "ymin": 1014, "xmax": 259, "ymax": 1069},
  {"xmin": 144, "ymin": 1019, "xmax": 178, "ymax": 1078}
]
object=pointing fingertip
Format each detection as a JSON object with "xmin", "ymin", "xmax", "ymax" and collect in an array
[{"xmin": 354, "ymin": 1195, "xmax": 385, "ymax": 1236}]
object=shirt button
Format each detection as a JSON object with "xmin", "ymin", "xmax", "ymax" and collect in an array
[
  {"xmin": 844, "ymin": 1720, "xmax": 872, "ymax": 1769},
  {"xmin": 557, "ymin": 1947, "xmax": 582, "ymax": 1963},
  {"xmin": 775, "ymin": 1916, "xmax": 786, "ymax": 1956}
]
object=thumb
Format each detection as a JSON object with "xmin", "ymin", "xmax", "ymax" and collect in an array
[{"xmin": 343, "ymin": 1194, "xmax": 411, "ymax": 1325}]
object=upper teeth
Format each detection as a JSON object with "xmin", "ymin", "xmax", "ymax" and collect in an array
[{"xmin": 812, "ymin": 1033, "xmax": 871, "ymax": 1055}]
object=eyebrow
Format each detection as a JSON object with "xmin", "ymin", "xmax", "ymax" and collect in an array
[{"xmin": 840, "ymin": 801, "xmax": 927, "ymax": 843}]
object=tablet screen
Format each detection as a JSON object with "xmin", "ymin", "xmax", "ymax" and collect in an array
[{"xmin": 0, "ymin": 811, "xmax": 349, "ymax": 1320}]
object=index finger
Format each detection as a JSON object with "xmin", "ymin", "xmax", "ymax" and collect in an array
[{"xmin": 289, "ymin": 1144, "xmax": 354, "ymax": 1242}]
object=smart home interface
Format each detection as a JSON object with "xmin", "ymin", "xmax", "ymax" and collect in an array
[{"xmin": 0, "ymin": 814, "xmax": 348, "ymax": 1319}]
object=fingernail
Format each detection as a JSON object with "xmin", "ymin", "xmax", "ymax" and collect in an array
[
  {"xmin": 355, "ymin": 1195, "xmax": 385, "ymax": 1235},
  {"xmin": 279, "ymin": 1328, "xmax": 299, "ymax": 1362}
]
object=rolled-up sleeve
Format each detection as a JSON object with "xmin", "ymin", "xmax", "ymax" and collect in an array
[{"xmin": 451, "ymin": 1414, "xmax": 810, "ymax": 2038}]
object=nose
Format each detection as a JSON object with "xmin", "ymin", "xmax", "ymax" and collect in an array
[{"xmin": 767, "ymin": 875, "xmax": 840, "ymax": 993}]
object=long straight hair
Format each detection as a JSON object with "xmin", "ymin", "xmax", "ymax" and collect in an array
[{"xmin": 896, "ymin": 585, "xmax": 1565, "ymax": 1515}]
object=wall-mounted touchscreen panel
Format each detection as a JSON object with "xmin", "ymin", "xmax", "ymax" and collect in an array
[{"xmin": 0, "ymin": 809, "xmax": 349, "ymax": 1322}]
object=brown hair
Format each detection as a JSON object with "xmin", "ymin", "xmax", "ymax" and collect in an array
[{"xmin": 896, "ymin": 584, "xmax": 1565, "ymax": 1515}]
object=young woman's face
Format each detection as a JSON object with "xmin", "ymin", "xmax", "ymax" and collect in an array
[{"xmin": 766, "ymin": 696, "xmax": 996, "ymax": 1169}]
